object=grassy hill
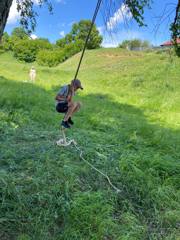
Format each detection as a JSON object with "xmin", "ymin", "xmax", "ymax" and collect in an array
[{"xmin": 0, "ymin": 49, "xmax": 180, "ymax": 240}]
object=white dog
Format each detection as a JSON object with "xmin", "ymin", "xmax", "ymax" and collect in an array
[{"xmin": 29, "ymin": 66, "xmax": 36, "ymax": 83}]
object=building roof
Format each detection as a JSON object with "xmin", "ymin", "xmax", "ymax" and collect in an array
[{"xmin": 160, "ymin": 38, "xmax": 180, "ymax": 46}]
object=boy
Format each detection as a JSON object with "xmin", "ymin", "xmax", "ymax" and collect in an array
[{"xmin": 55, "ymin": 79, "xmax": 83, "ymax": 128}]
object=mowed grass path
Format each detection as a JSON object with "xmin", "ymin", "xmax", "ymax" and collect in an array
[{"xmin": 0, "ymin": 49, "xmax": 180, "ymax": 240}]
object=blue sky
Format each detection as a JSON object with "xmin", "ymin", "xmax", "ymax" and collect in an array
[{"xmin": 5, "ymin": 0, "xmax": 178, "ymax": 46}]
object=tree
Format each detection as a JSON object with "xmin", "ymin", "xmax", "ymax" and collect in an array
[
  {"xmin": 1, "ymin": 32, "xmax": 12, "ymax": 50},
  {"xmin": 56, "ymin": 20, "xmax": 102, "ymax": 49},
  {"xmin": 119, "ymin": 40, "xmax": 131, "ymax": 49},
  {"xmin": 142, "ymin": 40, "xmax": 151, "ymax": 48},
  {"xmin": 11, "ymin": 27, "xmax": 29, "ymax": 40},
  {"xmin": 119, "ymin": 39, "xmax": 151, "ymax": 50},
  {"xmin": 70, "ymin": 20, "xmax": 103, "ymax": 49},
  {"xmin": 56, "ymin": 34, "xmax": 73, "ymax": 48}
]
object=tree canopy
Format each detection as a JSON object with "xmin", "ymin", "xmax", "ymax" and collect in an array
[{"xmin": 56, "ymin": 20, "xmax": 103, "ymax": 49}]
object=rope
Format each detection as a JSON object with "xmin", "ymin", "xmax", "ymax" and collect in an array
[
  {"xmin": 56, "ymin": 130, "xmax": 121, "ymax": 193},
  {"xmin": 73, "ymin": 0, "xmax": 103, "ymax": 80},
  {"xmin": 72, "ymin": 141, "xmax": 121, "ymax": 193}
]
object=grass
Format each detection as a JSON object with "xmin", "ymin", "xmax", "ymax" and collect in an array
[{"xmin": 0, "ymin": 48, "xmax": 180, "ymax": 240}]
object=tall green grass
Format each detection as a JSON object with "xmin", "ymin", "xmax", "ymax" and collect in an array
[{"xmin": 0, "ymin": 49, "xmax": 180, "ymax": 239}]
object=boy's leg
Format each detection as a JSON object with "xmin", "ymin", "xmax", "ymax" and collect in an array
[{"xmin": 64, "ymin": 102, "xmax": 81, "ymax": 121}]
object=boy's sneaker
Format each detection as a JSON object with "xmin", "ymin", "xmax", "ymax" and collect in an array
[
  {"xmin": 68, "ymin": 117, "xmax": 74, "ymax": 125},
  {"xmin": 61, "ymin": 120, "xmax": 70, "ymax": 129}
]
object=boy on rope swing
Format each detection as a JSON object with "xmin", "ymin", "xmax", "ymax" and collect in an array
[{"xmin": 55, "ymin": 79, "xmax": 83, "ymax": 129}]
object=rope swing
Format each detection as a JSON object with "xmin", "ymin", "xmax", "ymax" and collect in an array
[
  {"xmin": 57, "ymin": 0, "xmax": 122, "ymax": 193},
  {"xmin": 57, "ymin": 0, "xmax": 103, "ymax": 147}
]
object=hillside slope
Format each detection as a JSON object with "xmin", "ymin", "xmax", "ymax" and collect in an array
[{"xmin": 0, "ymin": 49, "xmax": 180, "ymax": 240}]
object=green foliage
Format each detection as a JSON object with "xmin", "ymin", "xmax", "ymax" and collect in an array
[
  {"xmin": 37, "ymin": 41, "xmax": 83, "ymax": 67},
  {"xmin": 63, "ymin": 40, "xmax": 84, "ymax": 58},
  {"xmin": 1, "ymin": 32, "xmax": 13, "ymax": 51},
  {"xmin": 126, "ymin": 0, "xmax": 151, "ymax": 27},
  {"xmin": 2, "ymin": 26, "xmax": 84, "ymax": 65},
  {"xmin": 37, "ymin": 49, "xmax": 65, "ymax": 67},
  {"xmin": 13, "ymin": 39, "xmax": 37, "ymax": 62},
  {"xmin": 56, "ymin": 33, "xmax": 73, "ymax": 48},
  {"xmin": 1, "ymin": 29, "xmax": 29, "ymax": 52},
  {"xmin": 16, "ymin": 0, "xmax": 53, "ymax": 35},
  {"xmin": 0, "ymin": 49, "xmax": 179, "ymax": 239},
  {"xmin": 13, "ymin": 38, "xmax": 52, "ymax": 62},
  {"xmin": 71, "ymin": 20, "xmax": 103, "ymax": 49},
  {"xmin": 119, "ymin": 39, "xmax": 151, "ymax": 50},
  {"xmin": 56, "ymin": 20, "xmax": 103, "ymax": 50},
  {"xmin": 11, "ymin": 27, "xmax": 29, "ymax": 41}
]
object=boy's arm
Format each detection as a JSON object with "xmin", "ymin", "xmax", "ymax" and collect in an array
[
  {"xmin": 55, "ymin": 86, "xmax": 67, "ymax": 101},
  {"xmin": 66, "ymin": 87, "xmax": 74, "ymax": 102},
  {"xmin": 55, "ymin": 95, "xmax": 65, "ymax": 101},
  {"xmin": 55, "ymin": 94, "xmax": 72, "ymax": 102},
  {"xmin": 66, "ymin": 94, "xmax": 72, "ymax": 102},
  {"xmin": 55, "ymin": 86, "xmax": 74, "ymax": 102}
]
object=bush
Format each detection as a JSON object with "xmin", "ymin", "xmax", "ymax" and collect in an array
[
  {"xmin": 13, "ymin": 40, "xmax": 37, "ymax": 62},
  {"xmin": 37, "ymin": 49, "xmax": 65, "ymax": 67},
  {"xmin": 13, "ymin": 39, "xmax": 52, "ymax": 62},
  {"xmin": 64, "ymin": 40, "xmax": 83, "ymax": 59},
  {"xmin": 119, "ymin": 39, "xmax": 151, "ymax": 50},
  {"xmin": 1, "ymin": 32, "xmax": 14, "ymax": 51},
  {"xmin": 37, "ymin": 41, "xmax": 83, "ymax": 67}
]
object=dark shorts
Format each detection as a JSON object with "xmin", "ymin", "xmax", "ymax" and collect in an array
[{"xmin": 56, "ymin": 102, "xmax": 68, "ymax": 113}]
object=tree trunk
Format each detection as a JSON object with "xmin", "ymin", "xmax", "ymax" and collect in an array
[{"xmin": 0, "ymin": 0, "xmax": 13, "ymax": 41}]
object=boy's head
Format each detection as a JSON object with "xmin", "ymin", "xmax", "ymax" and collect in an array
[{"xmin": 72, "ymin": 79, "xmax": 83, "ymax": 91}]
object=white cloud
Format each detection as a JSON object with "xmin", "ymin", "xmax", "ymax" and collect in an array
[
  {"xmin": 107, "ymin": 4, "xmax": 132, "ymax": 30},
  {"xmin": 30, "ymin": 34, "xmax": 38, "ymax": 39},
  {"xmin": 59, "ymin": 31, "xmax": 65, "ymax": 37},
  {"xmin": 7, "ymin": 0, "xmax": 20, "ymax": 24},
  {"xmin": 97, "ymin": 26, "xmax": 104, "ymax": 35}
]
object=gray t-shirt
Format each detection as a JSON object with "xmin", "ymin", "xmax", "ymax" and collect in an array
[{"xmin": 56, "ymin": 85, "xmax": 69, "ymax": 105}]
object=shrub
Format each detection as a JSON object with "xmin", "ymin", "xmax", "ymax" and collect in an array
[
  {"xmin": 119, "ymin": 39, "xmax": 151, "ymax": 50},
  {"xmin": 37, "ymin": 49, "xmax": 65, "ymax": 67},
  {"xmin": 13, "ymin": 40, "xmax": 37, "ymax": 62},
  {"xmin": 37, "ymin": 41, "xmax": 83, "ymax": 67},
  {"xmin": 13, "ymin": 39, "xmax": 53, "ymax": 62},
  {"xmin": 64, "ymin": 40, "xmax": 83, "ymax": 59}
]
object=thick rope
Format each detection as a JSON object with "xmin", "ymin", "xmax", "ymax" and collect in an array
[
  {"xmin": 73, "ymin": 0, "xmax": 103, "ymax": 80},
  {"xmin": 56, "ymin": 130, "xmax": 121, "ymax": 193}
]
